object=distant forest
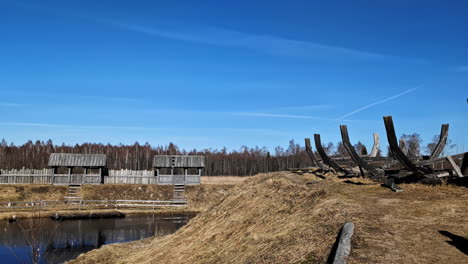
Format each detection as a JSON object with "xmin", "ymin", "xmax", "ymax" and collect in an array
[{"xmin": 0, "ymin": 134, "xmax": 453, "ymax": 176}]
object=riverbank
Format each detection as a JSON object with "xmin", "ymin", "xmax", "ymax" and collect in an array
[
  {"xmin": 0, "ymin": 208, "xmax": 199, "ymax": 221},
  {"xmin": 68, "ymin": 171, "xmax": 467, "ymax": 264},
  {"xmin": 0, "ymin": 178, "xmax": 238, "ymax": 218}
]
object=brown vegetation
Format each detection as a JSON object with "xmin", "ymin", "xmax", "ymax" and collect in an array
[
  {"xmin": 68, "ymin": 171, "xmax": 467, "ymax": 264},
  {"xmin": 0, "ymin": 185, "xmax": 67, "ymax": 201},
  {"xmin": 201, "ymin": 176, "xmax": 250, "ymax": 185},
  {"xmin": 0, "ymin": 183, "xmax": 235, "ymax": 217}
]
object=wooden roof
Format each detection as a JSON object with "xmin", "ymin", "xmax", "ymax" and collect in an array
[
  {"xmin": 48, "ymin": 153, "xmax": 106, "ymax": 167},
  {"xmin": 153, "ymin": 155, "xmax": 205, "ymax": 168}
]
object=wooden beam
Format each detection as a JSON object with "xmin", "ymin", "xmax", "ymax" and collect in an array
[
  {"xmin": 461, "ymin": 153, "xmax": 468, "ymax": 175},
  {"xmin": 340, "ymin": 125, "xmax": 384, "ymax": 178},
  {"xmin": 383, "ymin": 177, "xmax": 403, "ymax": 192},
  {"xmin": 446, "ymin": 156, "xmax": 463, "ymax": 177},
  {"xmin": 369, "ymin": 133, "xmax": 380, "ymax": 157},
  {"xmin": 304, "ymin": 138, "xmax": 324, "ymax": 169},
  {"xmin": 383, "ymin": 116, "xmax": 432, "ymax": 176},
  {"xmin": 314, "ymin": 134, "xmax": 353, "ymax": 175},
  {"xmin": 430, "ymin": 124, "xmax": 449, "ymax": 159},
  {"xmin": 68, "ymin": 167, "xmax": 72, "ymax": 184}
]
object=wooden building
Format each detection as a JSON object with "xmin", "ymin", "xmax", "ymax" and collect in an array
[
  {"xmin": 48, "ymin": 153, "xmax": 106, "ymax": 185},
  {"xmin": 153, "ymin": 155, "xmax": 204, "ymax": 185}
]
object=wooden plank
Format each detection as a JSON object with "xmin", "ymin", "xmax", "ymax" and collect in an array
[
  {"xmin": 383, "ymin": 116, "xmax": 432, "ymax": 176},
  {"xmin": 383, "ymin": 177, "xmax": 403, "ymax": 192},
  {"xmin": 304, "ymin": 138, "xmax": 324, "ymax": 169},
  {"xmin": 446, "ymin": 156, "xmax": 463, "ymax": 177},
  {"xmin": 369, "ymin": 133, "xmax": 380, "ymax": 157},
  {"xmin": 153, "ymin": 155, "xmax": 205, "ymax": 168},
  {"xmin": 340, "ymin": 125, "xmax": 384, "ymax": 178},
  {"xmin": 48, "ymin": 153, "xmax": 106, "ymax": 167},
  {"xmin": 430, "ymin": 124, "xmax": 449, "ymax": 159},
  {"xmin": 332, "ymin": 222, "xmax": 355, "ymax": 264},
  {"xmin": 461, "ymin": 152, "xmax": 468, "ymax": 175},
  {"xmin": 314, "ymin": 134, "xmax": 353, "ymax": 175}
]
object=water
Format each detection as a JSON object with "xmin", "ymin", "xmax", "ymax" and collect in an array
[{"xmin": 0, "ymin": 214, "xmax": 192, "ymax": 263}]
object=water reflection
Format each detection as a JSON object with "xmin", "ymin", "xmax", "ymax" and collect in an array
[{"xmin": 0, "ymin": 214, "xmax": 192, "ymax": 263}]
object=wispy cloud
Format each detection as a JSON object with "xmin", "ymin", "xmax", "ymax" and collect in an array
[
  {"xmin": 0, "ymin": 122, "xmax": 285, "ymax": 135},
  {"xmin": 0, "ymin": 122, "xmax": 148, "ymax": 130},
  {"xmin": 105, "ymin": 21, "xmax": 388, "ymax": 61},
  {"xmin": 0, "ymin": 102, "xmax": 23, "ymax": 107},
  {"xmin": 274, "ymin": 104, "xmax": 334, "ymax": 111},
  {"xmin": 0, "ymin": 122, "xmax": 58, "ymax": 127},
  {"xmin": 232, "ymin": 112, "xmax": 361, "ymax": 122},
  {"xmin": 336, "ymin": 87, "xmax": 419, "ymax": 120},
  {"xmin": 233, "ymin": 112, "xmax": 320, "ymax": 119}
]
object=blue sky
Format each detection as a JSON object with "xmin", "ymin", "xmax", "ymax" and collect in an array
[{"xmin": 1, "ymin": 0, "xmax": 467, "ymax": 153}]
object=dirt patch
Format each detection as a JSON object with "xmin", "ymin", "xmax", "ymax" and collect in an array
[{"xmin": 68, "ymin": 172, "xmax": 467, "ymax": 264}]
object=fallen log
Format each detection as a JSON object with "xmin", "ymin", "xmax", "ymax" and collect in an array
[{"xmin": 331, "ymin": 222, "xmax": 355, "ymax": 264}]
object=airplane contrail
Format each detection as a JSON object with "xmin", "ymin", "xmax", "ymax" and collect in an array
[{"xmin": 336, "ymin": 86, "xmax": 419, "ymax": 120}]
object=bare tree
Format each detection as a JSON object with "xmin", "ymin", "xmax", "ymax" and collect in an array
[
  {"xmin": 335, "ymin": 141, "xmax": 348, "ymax": 157},
  {"xmin": 322, "ymin": 142, "xmax": 334, "ymax": 156},
  {"xmin": 353, "ymin": 141, "xmax": 367, "ymax": 156},
  {"xmin": 8, "ymin": 208, "xmax": 59, "ymax": 264},
  {"xmin": 400, "ymin": 133, "xmax": 423, "ymax": 157}
]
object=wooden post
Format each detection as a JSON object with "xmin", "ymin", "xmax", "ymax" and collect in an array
[
  {"xmin": 304, "ymin": 138, "xmax": 323, "ymax": 169},
  {"xmin": 340, "ymin": 125, "xmax": 383, "ymax": 178},
  {"xmin": 314, "ymin": 134, "xmax": 352, "ymax": 175},
  {"xmin": 52, "ymin": 167, "xmax": 57, "ymax": 184},
  {"xmin": 461, "ymin": 153, "xmax": 468, "ymax": 175},
  {"xmin": 383, "ymin": 116, "xmax": 432, "ymax": 176},
  {"xmin": 446, "ymin": 156, "xmax": 463, "ymax": 177},
  {"xmin": 84, "ymin": 167, "xmax": 88, "ymax": 184},
  {"xmin": 369, "ymin": 133, "xmax": 380, "ymax": 157},
  {"xmin": 430, "ymin": 124, "xmax": 449, "ymax": 159},
  {"xmin": 68, "ymin": 167, "xmax": 72, "ymax": 184},
  {"xmin": 97, "ymin": 167, "xmax": 101, "ymax": 184},
  {"xmin": 171, "ymin": 168, "xmax": 174, "ymax": 184}
]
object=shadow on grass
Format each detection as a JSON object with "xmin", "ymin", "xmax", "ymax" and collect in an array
[
  {"xmin": 343, "ymin": 180, "xmax": 367, "ymax": 186},
  {"xmin": 438, "ymin": 230, "xmax": 468, "ymax": 255}
]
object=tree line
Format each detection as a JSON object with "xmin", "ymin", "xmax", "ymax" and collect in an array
[{"xmin": 0, "ymin": 134, "xmax": 454, "ymax": 176}]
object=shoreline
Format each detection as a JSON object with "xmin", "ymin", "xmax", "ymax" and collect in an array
[{"xmin": 0, "ymin": 208, "xmax": 199, "ymax": 221}]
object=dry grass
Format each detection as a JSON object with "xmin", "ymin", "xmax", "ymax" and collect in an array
[
  {"xmin": 0, "ymin": 184, "xmax": 234, "ymax": 216},
  {"xmin": 201, "ymin": 176, "xmax": 250, "ymax": 185},
  {"xmin": 0, "ymin": 185, "xmax": 67, "ymax": 201},
  {"xmin": 81, "ymin": 184, "xmax": 173, "ymax": 201},
  {"xmin": 68, "ymin": 171, "xmax": 467, "ymax": 264}
]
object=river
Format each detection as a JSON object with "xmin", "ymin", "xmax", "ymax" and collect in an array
[{"xmin": 0, "ymin": 213, "xmax": 192, "ymax": 263}]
